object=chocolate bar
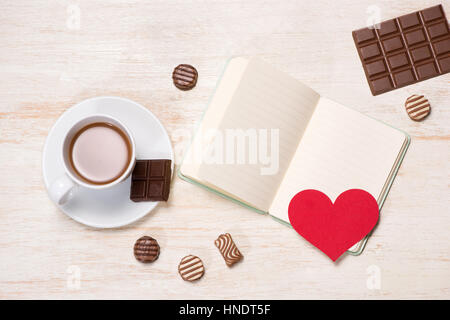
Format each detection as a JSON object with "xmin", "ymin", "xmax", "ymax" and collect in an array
[
  {"xmin": 353, "ymin": 5, "xmax": 450, "ymax": 95},
  {"xmin": 130, "ymin": 159, "xmax": 171, "ymax": 202}
]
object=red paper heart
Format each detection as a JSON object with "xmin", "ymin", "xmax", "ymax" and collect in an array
[{"xmin": 288, "ymin": 189, "xmax": 379, "ymax": 261}]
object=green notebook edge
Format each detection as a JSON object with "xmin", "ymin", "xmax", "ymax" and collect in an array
[
  {"xmin": 177, "ymin": 56, "xmax": 411, "ymax": 256},
  {"xmin": 346, "ymin": 130, "xmax": 410, "ymax": 255}
]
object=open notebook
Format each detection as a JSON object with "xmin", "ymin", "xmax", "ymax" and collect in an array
[{"xmin": 179, "ymin": 57, "xmax": 410, "ymax": 255}]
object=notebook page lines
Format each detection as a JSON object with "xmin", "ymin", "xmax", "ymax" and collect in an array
[
  {"xmin": 197, "ymin": 59, "xmax": 320, "ymax": 211},
  {"xmin": 269, "ymin": 97, "xmax": 406, "ymax": 222}
]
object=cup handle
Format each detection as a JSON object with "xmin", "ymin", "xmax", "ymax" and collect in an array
[{"xmin": 49, "ymin": 174, "xmax": 77, "ymax": 205}]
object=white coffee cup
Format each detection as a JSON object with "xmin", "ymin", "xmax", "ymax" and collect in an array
[{"xmin": 49, "ymin": 114, "xmax": 136, "ymax": 205}]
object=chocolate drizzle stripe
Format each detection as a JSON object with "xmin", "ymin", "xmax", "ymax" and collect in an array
[
  {"xmin": 407, "ymin": 104, "xmax": 430, "ymax": 114},
  {"xmin": 406, "ymin": 95, "xmax": 425, "ymax": 103},
  {"xmin": 173, "ymin": 76, "xmax": 194, "ymax": 84},
  {"xmin": 135, "ymin": 245, "xmax": 159, "ymax": 248},
  {"xmin": 135, "ymin": 250, "xmax": 159, "ymax": 254},
  {"xmin": 173, "ymin": 72, "xmax": 196, "ymax": 79},
  {"xmin": 410, "ymin": 109, "xmax": 430, "ymax": 117},
  {"xmin": 180, "ymin": 266, "xmax": 204, "ymax": 277},
  {"xmin": 179, "ymin": 260, "xmax": 203, "ymax": 271},
  {"xmin": 176, "ymin": 68, "xmax": 195, "ymax": 74},
  {"xmin": 179, "ymin": 256, "xmax": 201, "ymax": 265},
  {"xmin": 180, "ymin": 256, "xmax": 197, "ymax": 264},
  {"xmin": 406, "ymin": 97, "xmax": 428, "ymax": 108},
  {"xmin": 406, "ymin": 102, "xmax": 430, "ymax": 113},
  {"xmin": 179, "ymin": 257, "xmax": 200, "ymax": 267},
  {"xmin": 174, "ymin": 73, "xmax": 196, "ymax": 81},
  {"xmin": 411, "ymin": 109, "xmax": 430, "ymax": 118},
  {"xmin": 173, "ymin": 79, "xmax": 197, "ymax": 87},
  {"xmin": 408, "ymin": 104, "xmax": 430, "ymax": 114},
  {"xmin": 173, "ymin": 80, "xmax": 191, "ymax": 87},
  {"xmin": 173, "ymin": 69, "xmax": 196, "ymax": 77},
  {"xmin": 135, "ymin": 251, "xmax": 159, "ymax": 254},
  {"xmin": 135, "ymin": 246, "xmax": 159, "ymax": 250},
  {"xmin": 185, "ymin": 271, "xmax": 204, "ymax": 280}
]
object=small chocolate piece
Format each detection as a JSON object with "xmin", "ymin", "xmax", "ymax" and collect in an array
[
  {"xmin": 214, "ymin": 233, "xmax": 243, "ymax": 267},
  {"xmin": 178, "ymin": 255, "xmax": 205, "ymax": 282},
  {"xmin": 130, "ymin": 159, "xmax": 171, "ymax": 202},
  {"xmin": 352, "ymin": 5, "xmax": 450, "ymax": 95},
  {"xmin": 172, "ymin": 64, "xmax": 198, "ymax": 90},
  {"xmin": 134, "ymin": 236, "xmax": 160, "ymax": 263},
  {"xmin": 405, "ymin": 95, "xmax": 431, "ymax": 121}
]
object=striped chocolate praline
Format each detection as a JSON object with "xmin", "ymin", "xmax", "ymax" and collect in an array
[
  {"xmin": 133, "ymin": 236, "xmax": 160, "ymax": 263},
  {"xmin": 405, "ymin": 95, "xmax": 431, "ymax": 121},
  {"xmin": 172, "ymin": 64, "xmax": 198, "ymax": 90},
  {"xmin": 214, "ymin": 233, "xmax": 243, "ymax": 267},
  {"xmin": 178, "ymin": 255, "xmax": 205, "ymax": 282}
]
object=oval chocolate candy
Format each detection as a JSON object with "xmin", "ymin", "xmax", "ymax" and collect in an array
[{"xmin": 405, "ymin": 94, "xmax": 431, "ymax": 121}]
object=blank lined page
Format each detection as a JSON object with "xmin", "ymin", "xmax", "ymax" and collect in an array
[
  {"xmin": 180, "ymin": 57, "xmax": 249, "ymax": 180},
  {"xmin": 269, "ymin": 97, "xmax": 406, "ymax": 222},
  {"xmin": 197, "ymin": 58, "xmax": 320, "ymax": 212}
]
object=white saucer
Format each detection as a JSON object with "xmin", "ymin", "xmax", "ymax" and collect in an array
[{"xmin": 43, "ymin": 96, "xmax": 173, "ymax": 228}]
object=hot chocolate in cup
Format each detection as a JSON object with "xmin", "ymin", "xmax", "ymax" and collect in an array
[{"xmin": 49, "ymin": 114, "xmax": 136, "ymax": 204}]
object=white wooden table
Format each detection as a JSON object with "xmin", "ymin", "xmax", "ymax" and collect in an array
[{"xmin": 0, "ymin": 0, "xmax": 448, "ymax": 299}]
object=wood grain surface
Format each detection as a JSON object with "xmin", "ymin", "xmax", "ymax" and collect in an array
[{"xmin": 0, "ymin": 0, "xmax": 449, "ymax": 299}]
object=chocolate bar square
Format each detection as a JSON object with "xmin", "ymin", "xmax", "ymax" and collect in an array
[
  {"xmin": 421, "ymin": 5, "xmax": 445, "ymax": 23},
  {"xmin": 352, "ymin": 4, "xmax": 450, "ymax": 95},
  {"xmin": 130, "ymin": 159, "xmax": 172, "ymax": 202},
  {"xmin": 438, "ymin": 56, "xmax": 450, "ymax": 72}
]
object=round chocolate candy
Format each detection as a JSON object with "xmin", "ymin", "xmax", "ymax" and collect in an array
[
  {"xmin": 172, "ymin": 64, "xmax": 198, "ymax": 90},
  {"xmin": 178, "ymin": 255, "xmax": 205, "ymax": 282},
  {"xmin": 134, "ymin": 236, "xmax": 160, "ymax": 263}
]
